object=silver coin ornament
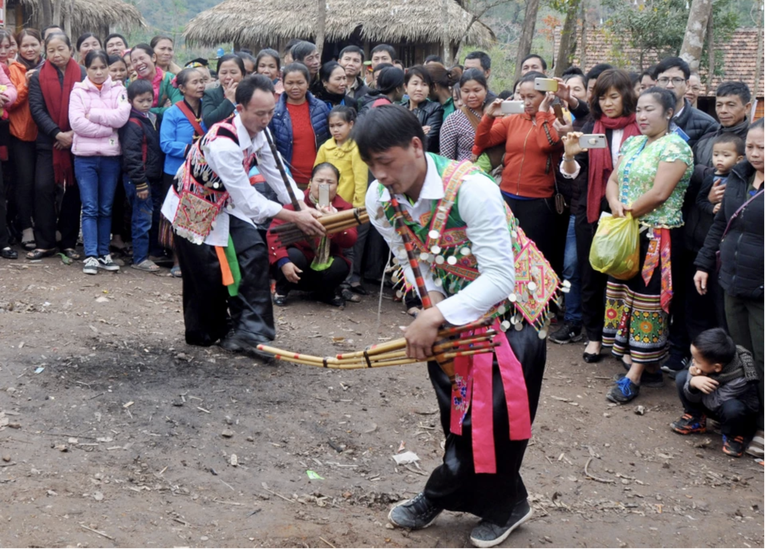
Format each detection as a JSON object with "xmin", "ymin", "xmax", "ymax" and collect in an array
[
  {"xmin": 431, "ymin": 245, "xmax": 441, "ymax": 254},
  {"xmin": 461, "ymin": 247, "xmax": 471, "ymax": 256},
  {"xmin": 434, "ymin": 278, "xmax": 443, "ymax": 287},
  {"xmin": 538, "ymin": 329, "xmax": 548, "ymax": 339},
  {"xmin": 435, "ymin": 255, "xmax": 445, "ymax": 265},
  {"xmin": 509, "ymin": 293, "xmax": 517, "ymax": 303},
  {"xmin": 514, "ymin": 321, "xmax": 523, "ymax": 331},
  {"xmin": 528, "ymin": 281, "xmax": 537, "ymax": 292},
  {"xmin": 419, "ymin": 252, "xmax": 430, "ymax": 262},
  {"xmin": 447, "ymin": 256, "xmax": 457, "ymax": 265},
  {"xmin": 428, "ymin": 230, "xmax": 440, "ymax": 240}
]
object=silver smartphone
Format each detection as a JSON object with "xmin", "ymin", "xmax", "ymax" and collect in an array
[
  {"xmin": 500, "ymin": 100, "xmax": 524, "ymax": 114},
  {"xmin": 534, "ymin": 78, "xmax": 558, "ymax": 92},
  {"xmin": 318, "ymin": 184, "xmax": 330, "ymax": 207},
  {"xmin": 579, "ymin": 134, "xmax": 607, "ymax": 149}
]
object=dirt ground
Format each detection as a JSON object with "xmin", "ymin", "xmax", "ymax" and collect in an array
[{"xmin": 0, "ymin": 256, "xmax": 762, "ymax": 548}]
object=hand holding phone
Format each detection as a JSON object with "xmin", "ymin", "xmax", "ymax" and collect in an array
[
  {"xmin": 534, "ymin": 78, "xmax": 558, "ymax": 92},
  {"xmin": 578, "ymin": 134, "xmax": 607, "ymax": 150}
]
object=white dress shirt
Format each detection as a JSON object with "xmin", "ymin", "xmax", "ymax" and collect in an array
[
  {"xmin": 366, "ymin": 154, "xmax": 516, "ymax": 326},
  {"xmin": 560, "ymin": 128, "xmax": 624, "ymax": 179},
  {"xmin": 162, "ymin": 114, "xmax": 300, "ymax": 247}
]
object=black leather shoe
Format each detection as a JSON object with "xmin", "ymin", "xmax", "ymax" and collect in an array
[
  {"xmin": 388, "ymin": 493, "xmax": 443, "ymax": 530},
  {"xmin": 219, "ymin": 334, "xmax": 274, "ymax": 363},
  {"xmin": 583, "ymin": 351, "xmax": 602, "ymax": 363},
  {"xmin": 1, "ymin": 247, "xmax": 18, "ymax": 259}
]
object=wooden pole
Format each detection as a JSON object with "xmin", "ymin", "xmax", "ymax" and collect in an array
[{"xmin": 263, "ymin": 128, "xmax": 301, "ymax": 211}]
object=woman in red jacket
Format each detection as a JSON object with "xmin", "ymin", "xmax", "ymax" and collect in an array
[
  {"xmin": 473, "ymin": 70, "xmax": 563, "ymax": 262},
  {"xmin": 267, "ymin": 163, "xmax": 358, "ymax": 308}
]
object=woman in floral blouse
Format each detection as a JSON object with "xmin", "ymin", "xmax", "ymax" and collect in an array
[{"xmin": 599, "ymin": 87, "xmax": 693, "ymax": 404}]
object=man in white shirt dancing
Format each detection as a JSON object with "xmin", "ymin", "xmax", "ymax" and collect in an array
[
  {"xmin": 357, "ymin": 105, "xmax": 552, "ymax": 548},
  {"xmin": 162, "ymin": 75, "xmax": 323, "ymax": 356}
]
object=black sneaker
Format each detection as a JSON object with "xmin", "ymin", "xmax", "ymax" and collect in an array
[
  {"xmin": 670, "ymin": 413, "xmax": 707, "ymax": 435},
  {"xmin": 606, "ymin": 377, "xmax": 640, "ymax": 403},
  {"xmin": 613, "ymin": 370, "xmax": 664, "ymax": 388},
  {"xmin": 549, "ymin": 322, "xmax": 583, "ymax": 344},
  {"xmin": 722, "ymin": 435, "xmax": 746, "ymax": 457},
  {"xmin": 469, "ymin": 499, "xmax": 533, "ymax": 548},
  {"xmin": 661, "ymin": 354, "xmax": 689, "ymax": 378},
  {"xmin": 387, "ymin": 492, "xmax": 443, "ymax": 530}
]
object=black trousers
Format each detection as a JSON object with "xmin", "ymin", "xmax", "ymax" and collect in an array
[
  {"xmin": 667, "ymin": 248, "xmax": 693, "ymax": 359},
  {"xmin": 684, "ymin": 253, "xmax": 727, "ymax": 342},
  {"xmin": 175, "ymin": 216, "xmax": 275, "ymax": 346},
  {"xmin": 274, "ymin": 247, "xmax": 349, "ymax": 298},
  {"xmin": 0, "ymin": 161, "xmax": 7, "ymax": 248},
  {"xmin": 574, "ymin": 210, "xmax": 608, "ymax": 342},
  {"xmin": 33, "ymin": 147, "xmax": 81, "ymax": 250},
  {"xmin": 675, "ymin": 369, "xmax": 757, "ymax": 437},
  {"xmin": 11, "ymin": 138, "xmax": 36, "ymax": 233},
  {"xmin": 423, "ymin": 323, "xmax": 546, "ymax": 525},
  {"xmin": 503, "ymin": 195, "xmax": 557, "ymax": 272}
]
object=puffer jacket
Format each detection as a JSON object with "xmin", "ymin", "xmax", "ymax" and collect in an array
[
  {"xmin": 69, "ymin": 76, "xmax": 131, "ymax": 157},
  {"xmin": 695, "ymin": 160, "xmax": 763, "ymax": 300},
  {"xmin": 400, "ymin": 98, "xmax": 444, "ymax": 153},
  {"xmin": 673, "ymin": 98, "xmax": 719, "ymax": 149},
  {"xmin": 268, "ymin": 91, "xmax": 329, "ymax": 164},
  {"xmin": 118, "ymin": 108, "xmax": 164, "ymax": 185}
]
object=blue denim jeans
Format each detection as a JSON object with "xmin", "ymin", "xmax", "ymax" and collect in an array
[
  {"xmin": 123, "ymin": 175, "xmax": 154, "ymax": 264},
  {"xmin": 74, "ymin": 155, "xmax": 121, "ymax": 258},
  {"xmin": 563, "ymin": 215, "xmax": 582, "ymax": 324}
]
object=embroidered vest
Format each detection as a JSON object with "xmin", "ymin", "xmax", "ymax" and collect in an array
[
  {"xmin": 172, "ymin": 118, "xmax": 256, "ymax": 244},
  {"xmin": 380, "ymin": 153, "xmax": 560, "ymax": 334}
]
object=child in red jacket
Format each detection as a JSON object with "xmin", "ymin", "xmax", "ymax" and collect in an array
[{"xmin": 267, "ymin": 163, "xmax": 357, "ymax": 307}]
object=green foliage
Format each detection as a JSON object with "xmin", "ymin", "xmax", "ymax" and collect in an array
[{"xmin": 601, "ymin": 0, "xmax": 740, "ymax": 73}]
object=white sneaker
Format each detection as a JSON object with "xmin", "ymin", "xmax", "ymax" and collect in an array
[
  {"xmin": 98, "ymin": 254, "xmax": 120, "ymax": 272},
  {"xmin": 82, "ymin": 256, "xmax": 99, "ymax": 275}
]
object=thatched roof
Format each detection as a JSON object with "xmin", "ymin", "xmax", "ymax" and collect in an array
[
  {"xmin": 18, "ymin": 0, "xmax": 145, "ymax": 33},
  {"xmin": 184, "ymin": 0, "xmax": 495, "ymax": 48}
]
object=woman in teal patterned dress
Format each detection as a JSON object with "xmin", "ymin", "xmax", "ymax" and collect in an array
[{"xmin": 602, "ymin": 87, "xmax": 693, "ymax": 403}]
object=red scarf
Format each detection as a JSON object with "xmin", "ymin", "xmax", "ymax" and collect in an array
[
  {"xmin": 150, "ymin": 67, "xmax": 165, "ymax": 108},
  {"xmin": 586, "ymin": 114, "xmax": 641, "ymax": 223},
  {"xmin": 39, "ymin": 58, "xmax": 81, "ymax": 186}
]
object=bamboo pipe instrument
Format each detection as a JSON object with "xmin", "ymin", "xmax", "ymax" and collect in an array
[{"xmin": 270, "ymin": 208, "xmax": 366, "ymax": 234}]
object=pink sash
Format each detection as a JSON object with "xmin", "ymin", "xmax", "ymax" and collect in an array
[{"xmin": 449, "ymin": 319, "xmax": 532, "ymax": 474}]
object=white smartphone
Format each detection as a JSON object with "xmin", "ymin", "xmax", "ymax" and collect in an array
[
  {"xmin": 579, "ymin": 134, "xmax": 608, "ymax": 149},
  {"xmin": 534, "ymin": 78, "xmax": 558, "ymax": 92},
  {"xmin": 318, "ymin": 183, "xmax": 330, "ymax": 207},
  {"xmin": 500, "ymin": 100, "xmax": 524, "ymax": 114}
]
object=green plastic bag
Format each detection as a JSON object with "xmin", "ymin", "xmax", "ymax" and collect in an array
[{"xmin": 589, "ymin": 213, "xmax": 640, "ymax": 280}]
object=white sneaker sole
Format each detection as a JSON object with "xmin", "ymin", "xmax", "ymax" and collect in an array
[
  {"xmin": 387, "ymin": 499, "xmax": 440, "ymax": 530},
  {"xmin": 470, "ymin": 507, "xmax": 533, "ymax": 548}
]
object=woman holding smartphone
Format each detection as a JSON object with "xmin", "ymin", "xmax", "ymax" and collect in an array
[{"xmin": 557, "ymin": 69, "xmax": 640, "ymax": 361}]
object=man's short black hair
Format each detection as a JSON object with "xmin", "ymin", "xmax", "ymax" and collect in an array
[
  {"xmin": 692, "ymin": 328, "xmax": 736, "ymax": 366},
  {"xmin": 236, "ymin": 74, "xmax": 275, "ymax": 105},
  {"xmin": 561, "ymin": 66, "xmax": 584, "ymax": 78},
  {"xmin": 713, "ymin": 133, "xmax": 746, "ymax": 156},
  {"xmin": 339, "ymin": 45, "xmax": 365, "ymax": 61},
  {"xmin": 716, "ymin": 81, "xmax": 751, "ymax": 105},
  {"xmin": 655, "ymin": 56, "xmax": 691, "ymax": 80},
  {"xmin": 425, "ymin": 54, "xmax": 444, "ymax": 64},
  {"xmin": 585, "ymin": 63, "xmax": 614, "ymax": 86},
  {"xmin": 371, "ymin": 44, "xmax": 396, "ymax": 59},
  {"xmin": 521, "ymin": 53, "xmax": 547, "ymax": 70},
  {"xmin": 352, "ymin": 105, "xmax": 425, "ymax": 161},
  {"xmin": 465, "ymin": 51, "xmax": 491, "ymax": 71},
  {"xmin": 640, "ymin": 66, "xmax": 656, "ymax": 80}
]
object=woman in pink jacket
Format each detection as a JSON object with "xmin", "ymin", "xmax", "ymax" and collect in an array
[{"xmin": 69, "ymin": 50, "xmax": 130, "ymax": 275}]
